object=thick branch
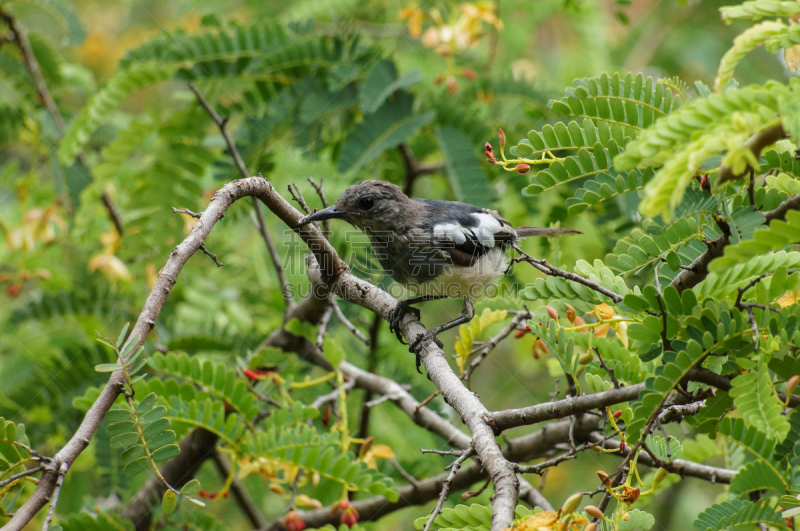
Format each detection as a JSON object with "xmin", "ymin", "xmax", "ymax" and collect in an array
[{"xmin": 669, "ymin": 192, "xmax": 800, "ymax": 293}]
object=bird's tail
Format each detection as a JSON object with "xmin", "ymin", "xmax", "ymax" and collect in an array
[{"xmin": 515, "ymin": 226, "xmax": 582, "ymax": 238}]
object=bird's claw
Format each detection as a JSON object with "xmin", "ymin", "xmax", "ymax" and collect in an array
[
  {"xmin": 409, "ymin": 331, "xmax": 443, "ymax": 374},
  {"xmin": 388, "ymin": 301, "xmax": 420, "ymax": 344}
]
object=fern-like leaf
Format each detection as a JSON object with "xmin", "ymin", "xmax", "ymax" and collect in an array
[
  {"xmin": 730, "ymin": 357, "xmax": 791, "ymax": 441},
  {"xmin": 337, "ymin": 93, "xmax": 433, "ymax": 173},
  {"xmin": 720, "ymin": 0, "xmax": 800, "ymax": 23},
  {"xmin": 694, "ymin": 500, "xmax": 789, "ymax": 530}
]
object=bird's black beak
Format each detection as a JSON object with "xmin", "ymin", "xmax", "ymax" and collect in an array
[{"xmin": 298, "ymin": 206, "xmax": 349, "ymax": 225}]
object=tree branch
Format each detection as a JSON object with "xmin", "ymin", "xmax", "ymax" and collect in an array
[
  {"xmin": 669, "ymin": 192, "xmax": 800, "ymax": 293},
  {"xmin": 512, "ymin": 243, "xmax": 623, "ymax": 303}
]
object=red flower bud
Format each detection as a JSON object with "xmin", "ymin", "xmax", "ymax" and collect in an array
[
  {"xmin": 283, "ymin": 510, "xmax": 307, "ymax": 531},
  {"xmin": 498, "ymin": 129, "xmax": 506, "ymax": 150},
  {"xmin": 199, "ymin": 490, "xmax": 209, "ymax": 498},
  {"xmin": 619, "ymin": 441, "xmax": 626, "ymax": 452},
  {"xmin": 513, "ymin": 329, "xmax": 526, "ymax": 339},
  {"xmin": 321, "ymin": 404, "xmax": 331, "ymax": 428},
  {"xmin": 485, "ymin": 151, "xmax": 497, "ymax": 163},
  {"xmin": 525, "ymin": 325, "xmax": 531, "ymax": 330},
  {"xmin": 485, "ymin": 142, "xmax": 493, "ymax": 153},
  {"xmin": 223, "ymin": 491, "xmax": 229, "ymax": 498},
  {"xmin": 516, "ymin": 164, "xmax": 530, "ymax": 174},
  {"xmin": 597, "ymin": 471, "xmax": 611, "ymax": 486},
  {"xmin": 462, "ymin": 67, "xmax": 477, "ymax": 80},
  {"xmin": 243, "ymin": 369, "xmax": 263, "ymax": 381},
  {"xmin": 612, "ymin": 410, "xmax": 623, "ymax": 419},
  {"xmin": 340, "ymin": 506, "xmax": 360, "ymax": 527}
]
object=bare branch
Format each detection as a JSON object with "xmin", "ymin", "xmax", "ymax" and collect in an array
[
  {"xmin": 512, "ymin": 243, "xmax": 623, "ymax": 303},
  {"xmin": 332, "ymin": 300, "xmax": 371, "ymax": 346},
  {"xmin": 199, "ymin": 243, "xmax": 224, "ymax": 267},
  {"xmin": 41, "ymin": 461, "xmax": 68, "ymax": 531},
  {"xmin": 423, "ymin": 448, "xmax": 475, "ymax": 531}
]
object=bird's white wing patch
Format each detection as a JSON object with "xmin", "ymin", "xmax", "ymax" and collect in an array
[
  {"xmin": 432, "ymin": 222, "xmax": 468, "ymax": 244},
  {"xmin": 470, "ymin": 213, "xmax": 510, "ymax": 247}
]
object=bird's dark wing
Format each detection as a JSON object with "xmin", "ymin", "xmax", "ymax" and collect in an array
[{"xmin": 414, "ymin": 199, "xmax": 517, "ymax": 266}]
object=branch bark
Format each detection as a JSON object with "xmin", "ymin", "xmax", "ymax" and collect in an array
[{"xmin": 669, "ymin": 192, "xmax": 800, "ymax": 293}]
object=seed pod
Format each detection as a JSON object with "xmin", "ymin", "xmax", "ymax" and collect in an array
[
  {"xmin": 584, "ymin": 506, "xmax": 605, "ymax": 519},
  {"xmin": 517, "ymin": 164, "xmax": 531, "ymax": 174},
  {"xmin": 560, "ymin": 492, "xmax": 584, "ymax": 514},
  {"xmin": 652, "ymin": 467, "xmax": 670, "ymax": 490},
  {"xmin": 564, "ymin": 303, "xmax": 576, "ymax": 324},
  {"xmin": 788, "ymin": 375, "xmax": 799, "ymax": 397}
]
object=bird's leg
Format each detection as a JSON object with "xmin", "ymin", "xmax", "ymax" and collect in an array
[
  {"xmin": 410, "ymin": 299, "xmax": 476, "ymax": 373},
  {"xmin": 388, "ymin": 294, "xmax": 447, "ymax": 344}
]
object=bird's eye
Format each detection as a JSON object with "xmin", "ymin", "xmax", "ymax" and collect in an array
[{"xmin": 359, "ymin": 197, "xmax": 375, "ymax": 210}]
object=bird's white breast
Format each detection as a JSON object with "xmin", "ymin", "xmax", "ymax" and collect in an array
[{"xmin": 404, "ymin": 246, "xmax": 510, "ymax": 299}]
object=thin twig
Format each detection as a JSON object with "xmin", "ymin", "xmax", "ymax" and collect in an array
[
  {"xmin": 310, "ymin": 379, "xmax": 355, "ymax": 410},
  {"xmin": 288, "ymin": 184, "xmax": 312, "ymax": 215},
  {"xmin": 315, "ymin": 303, "xmax": 334, "ymax": 349},
  {"xmin": 199, "ymin": 243, "xmax": 224, "ymax": 267},
  {"xmin": 249, "ymin": 202, "xmax": 294, "ymax": 309},
  {"xmin": 173, "ymin": 207, "xmax": 202, "ymax": 219},
  {"xmin": 463, "ymin": 311, "xmax": 532, "ymax": 387},
  {"xmin": 512, "ymin": 243, "xmax": 623, "ymax": 303},
  {"xmin": 514, "ymin": 443, "xmax": 593, "ymax": 475},
  {"xmin": 188, "ymin": 83, "xmax": 307, "ymax": 304},
  {"xmin": 332, "ymin": 301, "xmax": 371, "ymax": 346},
  {"xmin": 286, "ymin": 470, "xmax": 304, "ymax": 512},
  {"xmin": 420, "ymin": 449, "xmax": 465, "ymax": 456},
  {"xmin": 461, "ymin": 477, "xmax": 491, "ymax": 500},
  {"xmin": 41, "ymin": 461, "xmax": 68, "ymax": 531},
  {"xmin": 364, "ymin": 394, "xmax": 393, "ymax": 408},
  {"xmin": 389, "ymin": 459, "xmax": 421, "ymax": 489},
  {"xmin": 594, "ymin": 348, "xmax": 620, "ymax": 389},
  {"xmin": 399, "ymin": 143, "xmax": 445, "ymax": 197},
  {"xmin": 423, "ymin": 448, "xmax": 474, "ymax": 531},
  {"xmin": 0, "ymin": 466, "xmax": 42, "ymax": 489},
  {"xmin": 307, "ymin": 177, "xmax": 330, "ymax": 236}
]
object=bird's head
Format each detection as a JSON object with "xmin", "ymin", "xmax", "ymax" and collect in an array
[{"xmin": 299, "ymin": 180, "xmax": 413, "ymax": 232}]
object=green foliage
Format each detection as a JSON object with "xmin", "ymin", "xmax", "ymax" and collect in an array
[
  {"xmin": 693, "ymin": 500, "xmax": 789, "ymax": 530},
  {"xmin": 521, "ymin": 259, "xmax": 632, "ymax": 312},
  {"xmin": 338, "ymin": 93, "xmax": 433, "ymax": 173},
  {"xmin": 58, "ymin": 512, "xmax": 132, "ymax": 531},
  {"xmin": 106, "ymin": 392, "xmax": 180, "ymax": 478},
  {"xmin": 0, "ymin": 418, "xmax": 30, "ymax": 473},
  {"xmin": 720, "ymin": 0, "xmax": 800, "ymax": 22},
  {"xmin": 711, "ymin": 210, "xmax": 800, "ymax": 270},
  {"xmin": 730, "ymin": 357, "xmax": 790, "ymax": 440},
  {"xmin": 435, "ymin": 126, "xmax": 493, "ymax": 207},
  {"xmin": 147, "ymin": 352, "xmax": 259, "ymax": 425},
  {"xmin": 549, "ymin": 72, "xmax": 679, "ymax": 133},
  {"xmin": 414, "ymin": 504, "xmax": 534, "ymax": 531},
  {"xmin": 5, "ymin": 0, "xmax": 86, "ymax": 45}
]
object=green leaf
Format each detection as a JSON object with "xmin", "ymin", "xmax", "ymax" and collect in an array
[
  {"xmin": 162, "ymin": 490, "xmax": 177, "ymax": 515},
  {"xmin": 123, "ymin": 457, "xmax": 150, "ymax": 478},
  {"xmin": 619, "ymin": 509, "xmax": 655, "ymax": 531},
  {"xmin": 730, "ymin": 357, "xmax": 790, "ymax": 441},
  {"xmin": 151, "ymin": 444, "xmax": 181, "ymax": 463},
  {"xmin": 116, "ymin": 323, "xmax": 130, "ymax": 349},
  {"xmin": 435, "ymin": 126, "xmax": 493, "ymax": 208},
  {"xmin": 322, "ymin": 336, "xmax": 345, "ymax": 367},
  {"xmin": 337, "ymin": 93, "xmax": 433, "ymax": 173},
  {"xmin": 359, "ymin": 60, "xmax": 422, "ymax": 113},
  {"xmin": 95, "ymin": 363, "xmax": 123, "ymax": 373},
  {"xmin": 181, "ymin": 479, "xmax": 201, "ymax": 496}
]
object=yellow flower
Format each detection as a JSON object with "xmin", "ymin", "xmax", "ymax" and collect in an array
[
  {"xmin": 88, "ymin": 254, "xmax": 133, "ymax": 283},
  {"xmin": 778, "ymin": 291, "xmax": 798, "ymax": 308},
  {"xmin": 361, "ymin": 443, "xmax": 395, "ymax": 469},
  {"xmin": 398, "ymin": 5, "xmax": 426, "ymax": 37}
]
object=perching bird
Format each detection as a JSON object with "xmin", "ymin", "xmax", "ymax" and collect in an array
[{"xmin": 299, "ymin": 180, "xmax": 580, "ymax": 372}]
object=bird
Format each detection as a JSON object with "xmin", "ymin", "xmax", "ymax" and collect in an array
[{"xmin": 299, "ymin": 180, "xmax": 580, "ymax": 372}]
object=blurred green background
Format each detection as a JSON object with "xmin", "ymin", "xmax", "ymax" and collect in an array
[{"xmin": 0, "ymin": 0, "xmax": 792, "ymax": 529}]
